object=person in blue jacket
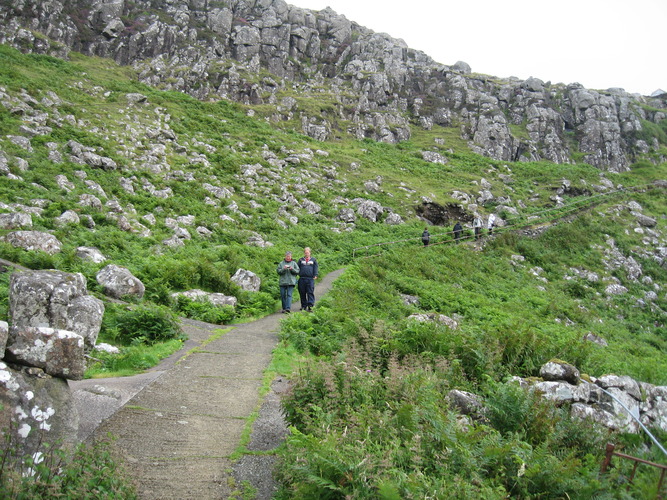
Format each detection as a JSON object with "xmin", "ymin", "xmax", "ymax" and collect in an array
[
  {"xmin": 297, "ymin": 247, "xmax": 318, "ymax": 312},
  {"xmin": 277, "ymin": 251, "xmax": 299, "ymax": 313}
]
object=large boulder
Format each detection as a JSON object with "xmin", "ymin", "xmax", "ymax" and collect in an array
[
  {"xmin": 9, "ymin": 270, "xmax": 104, "ymax": 352},
  {"xmin": 96, "ymin": 264, "xmax": 145, "ymax": 299},
  {"xmin": 0, "ymin": 361, "xmax": 79, "ymax": 461},
  {"xmin": 356, "ymin": 200, "xmax": 383, "ymax": 222},
  {"xmin": 5, "ymin": 326, "xmax": 86, "ymax": 380},
  {"xmin": 540, "ymin": 360, "xmax": 580, "ymax": 385},
  {"xmin": 0, "ymin": 212, "xmax": 32, "ymax": 230},
  {"xmin": 1, "ymin": 230, "xmax": 62, "ymax": 254},
  {"xmin": 231, "ymin": 269, "xmax": 261, "ymax": 292}
]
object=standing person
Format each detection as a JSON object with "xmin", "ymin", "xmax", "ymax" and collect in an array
[
  {"xmin": 453, "ymin": 221, "xmax": 463, "ymax": 243},
  {"xmin": 487, "ymin": 213, "xmax": 497, "ymax": 235},
  {"xmin": 421, "ymin": 227, "xmax": 430, "ymax": 246},
  {"xmin": 297, "ymin": 247, "xmax": 318, "ymax": 312},
  {"xmin": 473, "ymin": 214, "xmax": 483, "ymax": 240},
  {"xmin": 277, "ymin": 251, "xmax": 299, "ymax": 313}
]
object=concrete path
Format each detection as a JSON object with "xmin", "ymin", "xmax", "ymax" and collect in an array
[{"xmin": 77, "ymin": 269, "xmax": 345, "ymax": 499}]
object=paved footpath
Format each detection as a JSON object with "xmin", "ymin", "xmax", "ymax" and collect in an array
[{"xmin": 79, "ymin": 269, "xmax": 345, "ymax": 499}]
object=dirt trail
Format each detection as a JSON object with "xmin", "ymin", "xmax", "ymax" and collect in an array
[{"xmin": 79, "ymin": 269, "xmax": 345, "ymax": 499}]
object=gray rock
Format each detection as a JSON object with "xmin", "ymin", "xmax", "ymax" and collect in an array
[
  {"xmin": 384, "ymin": 213, "xmax": 404, "ymax": 225},
  {"xmin": 583, "ymin": 332, "xmax": 608, "ymax": 347},
  {"xmin": 1, "ymin": 230, "xmax": 62, "ymax": 254},
  {"xmin": 75, "ymin": 246, "xmax": 106, "ymax": 263},
  {"xmin": 532, "ymin": 380, "xmax": 590, "ymax": 403},
  {"xmin": 0, "ymin": 362, "xmax": 78, "ymax": 461},
  {"xmin": 597, "ymin": 374, "xmax": 642, "ymax": 400},
  {"xmin": 0, "ymin": 320, "xmax": 7, "ymax": 356},
  {"xmin": 96, "ymin": 264, "xmax": 145, "ymax": 299},
  {"xmin": 447, "ymin": 389, "xmax": 485, "ymax": 417},
  {"xmin": 9, "ymin": 270, "xmax": 104, "ymax": 352},
  {"xmin": 540, "ymin": 360, "xmax": 580, "ymax": 385},
  {"xmin": 408, "ymin": 313, "xmax": 458, "ymax": 330},
  {"xmin": 357, "ymin": 200, "xmax": 383, "ymax": 222},
  {"xmin": 400, "ymin": 294, "xmax": 420, "ymax": 307},
  {"xmin": 5, "ymin": 326, "xmax": 85, "ymax": 380},
  {"xmin": 54, "ymin": 209, "xmax": 80, "ymax": 227},
  {"xmin": 171, "ymin": 289, "xmax": 237, "ymax": 308},
  {"xmin": 337, "ymin": 208, "xmax": 356, "ymax": 223},
  {"xmin": 231, "ymin": 269, "xmax": 261, "ymax": 292},
  {"xmin": 0, "ymin": 212, "xmax": 32, "ymax": 229}
]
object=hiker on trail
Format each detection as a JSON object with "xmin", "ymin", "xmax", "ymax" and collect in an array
[
  {"xmin": 453, "ymin": 221, "xmax": 463, "ymax": 243},
  {"xmin": 487, "ymin": 213, "xmax": 497, "ymax": 235},
  {"xmin": 421, "ymin": 227, "xmax": 430, "ymax": 246},
  {"xmin": 297, "ymin": 247, "xmax": 318, "ymax": 312},
  {"xmin": 473, "ymin": 214, "xmax": 482, "ymax": 240},
  {"xmin": 277, "ymin": 251, "xmax": 299, "ymax": 313}
]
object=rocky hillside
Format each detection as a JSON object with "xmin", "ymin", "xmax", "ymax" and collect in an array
[{"xmin": 1, "ymin": 0, "xmax": 666, "ymax": 173}]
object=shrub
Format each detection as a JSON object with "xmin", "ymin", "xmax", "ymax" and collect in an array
[
  {"xmin": 173, "ymin": 296, "xmax": 235, "ymax": 324},
  {"xmin": 0, "ymin": 430, "xmax": 136, "ymax": 499},
  {"xmin": 102, "ymin": 303, "xmax": 182, "ymax": 344}
]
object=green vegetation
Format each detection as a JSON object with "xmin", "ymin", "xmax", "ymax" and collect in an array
[
  {"xmin": 0, "ymin": 432, "xmax": 136, "ymax": 499},
  {"xmin": 0, "ymin": 43, "xmax": 666, "ymax": 497}
]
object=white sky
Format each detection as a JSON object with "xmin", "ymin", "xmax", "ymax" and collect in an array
[{"xmin": 288, "ymin": 0, "xmax": 666, "ymax": 96}]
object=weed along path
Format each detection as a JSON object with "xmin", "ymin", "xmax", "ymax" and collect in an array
[{"xmin": 82, "ymin": 268, "xmax": 345, "ymax": 499}]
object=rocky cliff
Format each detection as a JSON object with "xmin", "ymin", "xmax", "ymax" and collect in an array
[{"xmin": 0, "ymin": 0, "xmax": 665, "ymax": 172}]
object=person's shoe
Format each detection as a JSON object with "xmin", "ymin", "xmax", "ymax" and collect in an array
[
  {"xmin": 306, "ymin": 307, "xmax": 313, "ymax": 312},
  {"xmin": 285, "ymin": 309, "xmax": 291, "ymax": 314}
]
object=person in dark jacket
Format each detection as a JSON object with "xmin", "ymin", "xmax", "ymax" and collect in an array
[
  {"xmin": 453, "ymin": 221, "xmax": 463, "ymax": 243},
  {"xmin": 421, "ymin": 228, "xmax": 430, "ymax": 246},
  {"xmin": 297, "ymin": 247, "xmax": 318, "ymax": 312},
  {"xmin": 277, "ymin": 251, "xmax": 299, "ymax": 313}
]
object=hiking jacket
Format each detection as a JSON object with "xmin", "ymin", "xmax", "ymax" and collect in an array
[
  {"xmin": 422, "ymin": 230, "xmax": 430, "ymax": 242},
  {"xmin": 297, "ymin": 256, "xmax": 318, "ymax": 279},
  {"xmin": 277, "ymin": 260, "xmax": 299, "ymax": 286}
]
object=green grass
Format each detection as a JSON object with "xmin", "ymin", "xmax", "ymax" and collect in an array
[{"xmin": 0, "ymin": 41, "xmax": 666, "ymax": 498}]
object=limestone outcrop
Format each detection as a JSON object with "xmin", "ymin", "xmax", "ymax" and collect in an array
[
  {"xmin": 0, "ymin": 0, "xmax": 664, "ymax": 170},
  {"xmin": 1, "ymin": 269, "xmax": 104, "ymax": 461}
]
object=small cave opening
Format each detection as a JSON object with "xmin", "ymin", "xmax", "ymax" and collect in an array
[{"xmin": 416, "ymin": 202, "xmax": 470, "ymax": 226}]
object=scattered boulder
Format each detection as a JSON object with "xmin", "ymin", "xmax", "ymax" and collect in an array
[
  {"xmin": 75, "ymin": 246, "xmax": 106, "ymax": 263},
  {"xmin": 171, "ymin": 289, "xmax": 237, "ymax": 308},
  {"xmin": 9, "ymin": 270, "xmax": 104, "ymax": 352},
  {"xmin": 231, "ymin": 269, "xmax": 261, "ymax": 292},
  {"xmin": 447, "ymin": 390, "xmax": 485, "ymax": 418},
  {"xmin": 408, "ymin": 313, "xmax": 458, "ymax": 330},
  {"xmin": 5, "ymin": 326, "xmax": 85, "ymax": 380},
  {"xmin": 1, "ymin": 230, "xmax": 62, "ymax": 254},
  {"xmin": 384, "ymin": 213, "xmax": 404, "ymax": 225},
  {"xmin": 357, "ymin": 200, "xmax": 383, "ymax": 222},
  {"xmin": 540, "ymin": 360, "xmax": 580, "ymax": 385},
  {"xmin": 96, "ymin": 264, "xmax": 145, "ymax": 299},
  {"xmin": 0, "ymin": 212, "xmax": 32, "ymax": 229}
]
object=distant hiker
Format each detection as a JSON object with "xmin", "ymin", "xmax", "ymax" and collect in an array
[
  {"xmin": 453, "ymin": 221, "xmax": 463, "ymax": 243},
  {"xmin": 421, "ymin": 227, "xmax": 430, "ymax": 246},
  {"xmin": 487, "ymin": 213, "xmax": 497, "ymax": 235},
  {"xmin": 297, "ymin": 247, "xmax": 318, "ymax": 312},
  {"xmin": 277, "ymin": 251, "xmax": 299, "ymax": 313},
  {"xmin": 473, "ymin": 214, "xmax": 482, "ymax": 240}
]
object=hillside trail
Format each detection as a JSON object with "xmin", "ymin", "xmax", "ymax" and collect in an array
[{"xmin": 75, "ymin": 268, "xmax": 346, "ymax": 499}]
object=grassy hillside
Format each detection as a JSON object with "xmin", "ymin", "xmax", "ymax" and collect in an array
[{"xmin": 1, "ymin": 45, "xmax": 666, "ymax": 497}]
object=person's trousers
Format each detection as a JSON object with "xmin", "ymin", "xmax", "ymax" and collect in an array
[
  {"xmin": 280, "ymin": 285, "xmax": 295, "ymax": 311},
  {"xmin": 298, "ymin": 278, "xmax": 315, "ymax": 308}
]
